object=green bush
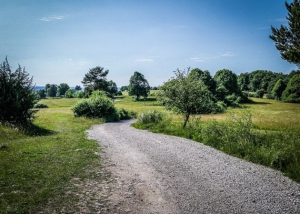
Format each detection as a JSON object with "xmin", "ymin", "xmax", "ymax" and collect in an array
[
  {"xmin": 0, "ymin": 58, "xmax": 38, "ymax": 126},
  {"xmin": 72, "ymin": 90, "xmax": 136, "ymax": 122},
  {"xmin": 117, "ymin": 108, "xmax": 136, "ymax": 120},
  {"xmin": 34, "ymin": 103, "xmax": 49, "ymax": 108},
  {"xmin": 72, "ymin": 90, "xmax": 118, "ymax": 121},
  {"xmin": 137, "ymin": 109, "xmax": 165, "ymax": 124},
  {"xmin": 282, "ymin": 74, "xmax": 300, "ymax": 103}
]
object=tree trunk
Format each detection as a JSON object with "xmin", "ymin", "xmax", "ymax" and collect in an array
[{"xmin": 183, "ymin": 113, "xmax": 190, "ymax": 128}]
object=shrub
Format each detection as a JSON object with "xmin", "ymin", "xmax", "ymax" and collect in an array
[
  {"xmin": 34, "ymin": 103, "xmax": 48, "ymax": 108},
  {"xmin": 255, "ymin": 89, "xmax": 264, "ymax": 98},
  {"xmin": 117, "ymin": 108, "xmax": 136, "ymax": 120},
  {"xmin": 0, "ymin": 58, "xmax": 38, "ymax": 126},
  {"xmin": 282, "ymin": 74, "xmax": 300, "ymax": 103},
  {"xmin": 137, "ymin": 109, "xmax": 165, "ymax": 124}
]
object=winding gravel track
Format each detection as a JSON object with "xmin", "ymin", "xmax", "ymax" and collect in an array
[{"xmin": 87, "ymin": 120, "xmax": 300, "ymax": 214}]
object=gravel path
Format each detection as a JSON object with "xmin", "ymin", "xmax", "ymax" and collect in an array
[{"xmin": 87, "ymin": 120, "xmax": 300, "ymax": 214}]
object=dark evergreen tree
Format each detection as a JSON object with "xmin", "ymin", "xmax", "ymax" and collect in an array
[{"xmin": 270, "ymin": 0, "xmax": 300, "ymax": 68}]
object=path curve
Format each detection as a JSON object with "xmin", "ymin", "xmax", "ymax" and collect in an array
[{"xmin": 87, "ymin": 120, "xmax": 300, "ymax": 214}]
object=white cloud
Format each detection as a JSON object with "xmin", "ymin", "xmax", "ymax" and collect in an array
[
  {"xmin": 40, "ymin": 15, "xmax": 66, "ymax": 22},
  {"xmin": 191, "ymin": 52, "xmax": 234, "ymax": 62},
  {"xmin": 220, "ymin": 52, "xmax": 234, "ymax": 57},
  {"xmin": 134, "ymin": 59, "xmax": 154, "ymax": 62}
]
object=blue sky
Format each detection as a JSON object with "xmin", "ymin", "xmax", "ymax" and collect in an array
[{"xmin": 0, "ymin": 0, "xmax": 297, "ymax": 87}]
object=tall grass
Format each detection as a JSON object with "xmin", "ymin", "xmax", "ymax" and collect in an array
[{"xmin": 133, "ymin": 98, "xmax": 300, "ymax": 183}]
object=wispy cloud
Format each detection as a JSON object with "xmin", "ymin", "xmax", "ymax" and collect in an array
[
  {"xmin": 134, "ymin": 59, "xmax": 154, "ymax": 62},
  {"xmin": 191, "ymin": 52, "xmax": 234, "ymax": 62},
  {"xmin": 40, "ymin": 15, "xmax": 66, "ymax": 22}
]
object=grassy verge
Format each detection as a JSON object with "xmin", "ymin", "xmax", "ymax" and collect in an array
[
  {"xmin": 131, "ymin": 96, "xmax": 300, "ymax": 183},
  {"xmin": 0, "ymin": 98, "xmax": 102, "ymax": 213}
]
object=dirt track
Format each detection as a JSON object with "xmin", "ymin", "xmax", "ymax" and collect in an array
[{"xmin": 87, "ymin": 120, "xmax": 300, "ymax": 213}]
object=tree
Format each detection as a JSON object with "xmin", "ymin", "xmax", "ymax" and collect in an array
[
  {"xmin": 47, "ymin": 84, "xmax": 57, "ymax": 98},
  {"xmin": 128, "ymin": 71, "xmax": 150, "ymax": 100},
  {"xmin": 65, "ymin": 89, "xmax": 76, "ymax": 98},
  {"xmin": 0, "ymin": 57, "xmax": 37, "ymax": 125},
  {"xmin": 281, "ymin": 74, "xmax": 300, "ymax": 102},
  {"xmin": 107, "ymin": 80, "xmax": 118, "ymax": 97},
  {"xmin": 214, "ymin": 69, "xmax": 239, "ymax": 95},
  {"xmin": 57, "ymin": 83, "xmax": 70, "ymax": 97},
  {"xmin": 37, "ymin": 89, "xmax": 46, "ymax": 99},
  {"xmin": 270, "ymin": 0, "xmax": 300, "ymax": 68},
  {"xmin": 75, "ymin": 85, "xmax": 82, "ymax": 92},
  {"xmin": 82, "ymin": 66, "xmax": 109, "ymax": 96},
  {"xmin": 271, "ymin": 79, "xmax": 286, "ymax": 100},
  {"xmin": 189, "ymin": 68, "xmax": 216, "ymax": 93},
  {"xmin": 158, "ymin": 68, "xmax": 218, "ymax": 128},
  {"xmin": 120, "ymin": 86, "xmax": 128, "ymax": 91}
]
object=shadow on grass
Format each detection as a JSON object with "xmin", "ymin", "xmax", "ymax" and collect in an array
[
  {"xmin": 244, "ymin": 99, "xmax": 271, "ymax": 105},
  {"xmin": 16, "ymin": 123, "xmax": 56, "ymax": 136}
]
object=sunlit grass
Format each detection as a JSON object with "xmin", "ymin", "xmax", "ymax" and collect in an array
[{"xmin": 0, "ymin": 99, "xmax": 102, "ymax": 213}]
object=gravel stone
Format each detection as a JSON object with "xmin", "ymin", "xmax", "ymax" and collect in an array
[{"xmin": 87, "ymin": 119, "xmax": 300, "ymax": 214}]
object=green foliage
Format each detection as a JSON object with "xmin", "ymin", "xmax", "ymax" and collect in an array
[
  {"xmin": 117, "ymin": 108, "xmax": 136, "ymax": 120},
  {"xmin": 282, "ymin": 74, "xmax": 300, "ymax": 103},
  {"xmin": 128, "ymin": 71, "xmax": 150, "ymax": 101},
  {"xmin": 57, "ymin": 83, "xmax": 70, "ymax": 97},
  {"xmin": 159, "ymin": 68, "xmax": 222, "ymax": 128},
  {"xmin": 270, "ymin": 0, "xmax": 300, "ymax": 67},
  {"xmin": 107, "ymin": 80, "xmax": 118, "ymax": 97},
  {"xmin": 255, "ymin": 89, "xmax": 265, "ymax": 98},
  {"xmin": 271, "ymin": 79, "xmax": 286, "ymax": 100},
  {"xmin": 0, "ymin": 57, "xmax": 38, "ymax": 126},
  {"xmin": 120, "ymin": 85, "xmax": 128, "ymax": 91},
  {"xmin": 34, "ymin": 103, "xmax": 48, "ymax": 108},
  {"xmin": 137, "ymin": 109, "xmax": 165, "ymax": 124},
  {"xmin": 214, "ymin": 69, "xmax": 239, "ymax": 95},
  {"xmin": 47, "ymin": 84, "xmax": 57, "ymax": 98},
  {"xmin": 72, "ymin": 90, "xmax": 118, "ymax": 121},
  {"xmin": 75, "ymin": 91, "xmax": 85, "ymax": 98},
  {"xmin": 188, "ymin": 68, "xmax": 216, "ymax": 92},
  {"xmin": 65, "ymin": 88, "xmax": 76, "ymax": 98},
  {"xmin": 75, "ymin": 85, "xmax": 82, "ymax": 91},
  {"xmin": 36, "ymin": 89, "xmax": 46, "ymax": 99}
]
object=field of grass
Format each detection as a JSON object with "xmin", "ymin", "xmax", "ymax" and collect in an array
[
  {"xmin": 0, "ymin": 98, "xmax": 102, "ymax": 213},
  {"xmin": 1, "ymin": 93, "xmax": 300, "ymax": 212}
]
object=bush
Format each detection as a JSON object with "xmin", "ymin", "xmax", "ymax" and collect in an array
[
  {"xmin": 117, "ymin": 108, "xmax": 136, "ymax": 120},
  {"xmin": 34, "ymin": 103, "xmax": 48, "ymax": 108},
  {"xmin": 72, "ymin": 90, "xmax": 135, "ymax": 122},
  {"xmin": 137, "ymin": 110, "xmax": 165, "ymax": 124},
  {"xmin": 282, "ymin": 74, "xmax": 300, "ymax": 103},
  {"xmin": 0, "ymin": 58, "xmax": 38, "ymax": 126},
  {"xmin": 255, "ymin": 89, "xmax": 264, "ymax": 98}
]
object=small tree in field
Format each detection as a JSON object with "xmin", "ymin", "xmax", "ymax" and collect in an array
[
  {"xmin": 128, "ymin": 71, "xmax": 150, "ymax": 100},
  {"xmin": 158, "ymin": 68, "xmax": 217, "ymax": 128},
  {"xmin": 0, "ymin": 57, "xmax": 37, "ymax": 126}
]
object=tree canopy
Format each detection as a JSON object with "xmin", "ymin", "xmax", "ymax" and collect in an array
[
  {"xmin": 82, "ymin": 66, "xmax": 109, "ymax": 96},
  {"xmin": 128, "ymin": 71, "xmax": 150, "ymax": 100},
  {"xmin": 158, "ymin": 68, "xmax": 221, "ymax": 128},
  {"xmin": 270, "ymin": 0, "xmax": 300, "ymax": 68}
]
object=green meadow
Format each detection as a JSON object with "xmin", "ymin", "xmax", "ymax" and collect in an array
[
  {"xmin": 0, "ymin": 98, "xmax": 102, "ymax": 213},
  {"xmin": 1, "ymin": 94, "xmax": 300, "ymax": 212}
]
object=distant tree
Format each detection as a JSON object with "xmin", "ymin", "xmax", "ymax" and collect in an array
[
  {"xmin": 270, "ymin": 0, "xmax": 300, "ymax": 68},
  {"xmin": 82, "ymin": 66, "xmax": 109, "ymax": 96},
  {"xmin": 189, "ymin": 68, "xmax": 216, "ymax": 93},
  {"xmin": 158, "ymin": 68, "xmax": 219, "ymax": 128},
  {"xmin": 120, "ymin": 86, "xmax": 128, "ymax": 91},
  {"xmin": 57, "ymin": 83, "xmax": 70, "ymax": 97},
  {"xmin": 128, "ymin": 71, "xmax": 150, "ymax": 100},
  {"xmin": 214, "ymin": 69, "xmax": 239, "ymax": 95},
  {"xmin": 238, "ymin": 73, "xmax": 250, "ymax": 91},
  {"xmin": 0, "ymin": 57, "xmax": 38, "ymax": 125},
  {"xmin": 47, "ymin": 84, "xmax": 57, "ymax": 98},
  {"xmin": 107, "ymin": 80, "xmax": 118, "ymax": 97},
  {"xmin": 281, "ymin": 74, "xmax": 300, "ymax": 103},
  {"xmin": 271, "ymin": 79, "xmax": 286, "ymax": 100},
  {"xmin": 45, "ymin": 83, "xmax": 51, "ymax": 92},
  {"xmin": 75, "ymin": 85, "xmax": 82, "ymax": 92},
  {"xmin": 37, "ymin": 89, "xmax": 46, "ymax": 99},
  {"xmin": 65, "ymin": 89, "xmax": 76, "ymax": 98}
]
